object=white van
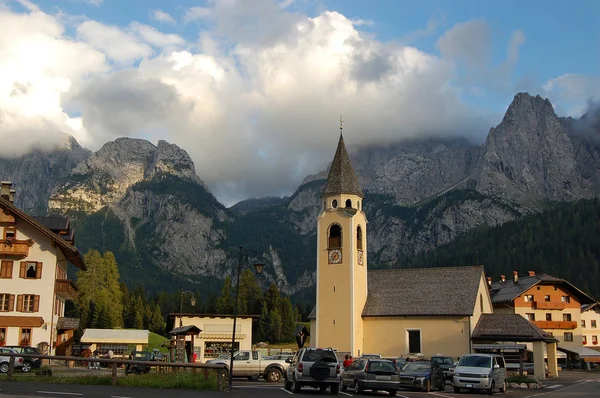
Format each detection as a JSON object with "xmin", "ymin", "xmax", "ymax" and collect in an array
[{"xmin": 452, "ymin": 354, "xmax": 507, "ymax": 395}]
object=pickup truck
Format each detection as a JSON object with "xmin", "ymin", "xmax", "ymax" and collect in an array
[{"xmin": 206, "ymin": 350, "xmax": 289, "ymax": 382}]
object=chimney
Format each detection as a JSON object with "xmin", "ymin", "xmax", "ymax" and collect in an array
[
  {"xmin": 487, "ymin": 277, "xmax": 492, "ymax": 287},
  {"xmin": 0, "ymin": 181, "xmax": 12, "ymax": 200},
  {"xmin": 9, "ymin": 189, "xmax": 15, "ymax": 203},
  {"xmin": 528, "ymin": 270, "xmax": 535, "ymax": 277},
  {"xmin": 500, "ymin": 275, "xmax": 506, "ymax": 283},
  {"xmin": 513, "ymin": 271, "xmax": 519, "ymax": 283}
]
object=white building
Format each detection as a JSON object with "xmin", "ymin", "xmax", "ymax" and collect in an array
[{"xmin": 0, "ymin": 181, "xmax": 85, "ymax": 354}]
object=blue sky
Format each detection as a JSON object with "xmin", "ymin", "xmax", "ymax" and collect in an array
[{"xmin": 1, "ymin": 0, "xmax": 599, "ymax": 204}]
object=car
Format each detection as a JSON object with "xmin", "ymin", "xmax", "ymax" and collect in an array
[
  {"xmin": 341, "ymin": 358, "xmax": 400, "ymax": 396},
  {"xmin": 399, "ymin": 360, "xmax": 445, "ymax": 392},
  {"xmin": 3, "ymin": 346, "xmax": 42, "ymax": 373},
  {"xmin": 0, "ymin": 347, "xmax": 25, "ymax": 373},
  {"xmin": 384, "ymin": 357, "xmax": 407, "ymax": 371},
  {"xmin": 125, "ymin": 351, "xmax": 153, "ymax": 375},
  {"xmin": 432, "ymin": 355, "xmax": 455, "ymax": 381},
  {"xmin": 452, "ymin": 353, "xmax": 507, "ymax": 394},
  {"xmin": 360, "ymin": 353, "xmax": 382, "ymax": 359},
  {"xmin": 284, "ymin": 347, "xmax": 340, "ymax": 394}
]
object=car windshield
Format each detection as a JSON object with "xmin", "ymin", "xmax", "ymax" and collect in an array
[
  {"xmin": 458, "ymin": 356, "xmax": 492, "ymax": 368},
  {"xmin": 302, "ymin": 350, "xmax": 337, "ymax": 362},
  {"xmin": 403, "ymin": 362, "xmax": 431, "ymax": 372},
  {"xmin": 368, "ymin": 361, "xmax": 397, "ymax": 372}
]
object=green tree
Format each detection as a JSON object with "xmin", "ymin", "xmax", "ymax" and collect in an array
[
  {"xmin": 268, "ymin": 308, "xmax": 282, "ymax": 343},
  {"xmin": 279, "ymin": 296, "xmax": 296, "ymax": 342},
  {"xmin": 256, "ymin": 300, "xmax": 269, "ymax": 342},
  {"xmin": 216, "ymin": 276, "xmax": 233, "ymax": 313},
  {"xmin": 148, "ymin": 302, "xmax": 166, "ymax": 334}
]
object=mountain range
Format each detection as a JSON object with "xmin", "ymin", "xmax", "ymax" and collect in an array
[{"xmin": 1, "ymin": 92, "xmax": 599, "ymax": 301}]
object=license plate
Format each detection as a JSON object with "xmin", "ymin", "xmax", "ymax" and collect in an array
[
  {"xmin": 376, "ymin": 376, "xmax": 391, "ymax": 380},
  {"xmin": 465, "ymin": 384, "xmax": 473, "ymax": 388}
]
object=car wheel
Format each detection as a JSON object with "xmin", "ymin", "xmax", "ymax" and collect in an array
[
  {"xmin": 292, "ymin": 377, "xmax": 301, "ymax": 393},
  {"xmin": 388, "ymin": 390, "xmax": 397, "ymax": 396},
  {"xmin": 267, "ymin": 368, "xmax": 282, "ymax": 382},
  {"xmin": 487, "ymin": 381, "xmax": 495, "ymax": 395},
  {"xmin": 354, "ymin": 380, "xmax": 363, "ymax": 394},
  {"xmin": 499, "ymin": 380, "xmax": 506, "ymax": 393},
  {"xmin": 21, "ymin": 361, "xmax": 32, "ymax": 373},
  {"xmin": 0, "ymin": 362, "xmax": 9, "ymax": 373}
]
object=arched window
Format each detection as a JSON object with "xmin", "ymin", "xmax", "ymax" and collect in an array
[
  {"xmin": 345, "ymin": 199, "xmax": 352, "ymax": 208},
  {"xmin": 332, "ymin": 199, "xmax": 338, "ymax": 209},
  {"xmin": 357, "ymin": 226, "xmax": 363, "ymax": 251},
  {"xmin": 328, "ymin": 224, "xmax": 342, "ymax": 248}
]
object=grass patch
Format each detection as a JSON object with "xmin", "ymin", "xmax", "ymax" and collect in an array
[
  {"xmin": 12, "ymin": 371, "xmax": 218, "ymax": 390},
  {"xmin": 148, "ymin": 332, "xmax": 170, "ymax": 354},
  {"xmin": 507, "ymin": 375, "xmax": 538, "ymax": 384}
]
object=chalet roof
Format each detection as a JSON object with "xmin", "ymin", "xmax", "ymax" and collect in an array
[
  {"xmin": 321, "ymin": 134, "xmax": 364, "ymax": 198},
  {"xmin": 362, "ymin": 265, "xmax": 486, "ymax": 317},
  {"xmin": 33, "ymin": 216, "xmax": 70, "ymax": 231},
  {"xmin": 57, "ymin": 317, "xmax": 80, "ymax": 330},
  {"xmin": 490, "ymin": 273, "xmax": 595, "ymax": 305},
  {"xmin": 472, "ymin": 314, "xmax": 559, "ymax": 343},
  {"xmin": 0, "ymin": 197, "xmax": 85, "ymax": 270},
  {"xmin": 581, "ymin": 302, "xmax": 599, "ymax": 313},
  {"xmin": 170, "ymin": 325, "xmax": 202, "ymax": 336},
  {"xmin": 81, "ymin": 328, "xmax": 149, "ymax": 344}
]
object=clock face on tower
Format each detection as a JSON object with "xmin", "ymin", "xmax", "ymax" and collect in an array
[{"xmin": 328, "ymin": 249, "xmax": 342, "ymax": 264}]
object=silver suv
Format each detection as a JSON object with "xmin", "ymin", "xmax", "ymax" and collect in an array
[
  {"xmin": 452, "ymin": 354, "xmax": 507, "ymax": 394},
  {"xmin": 284, "ymin": 347, "xmax": 341, "ymax": 394}
]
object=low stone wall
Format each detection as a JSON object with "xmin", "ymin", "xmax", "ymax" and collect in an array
[{"xmin": 509, "ymin": 382, "xmax": 543, "ymax": 389}]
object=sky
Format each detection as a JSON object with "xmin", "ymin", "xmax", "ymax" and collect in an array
[{"xmin": 0, "ymin": 0, "xmax": 599, "ymax": 206}]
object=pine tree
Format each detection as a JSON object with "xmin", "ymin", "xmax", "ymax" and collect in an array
[
  {"xmin": 216, "ymin": 276, "xmax": 233, "ymax": 313},
  {"xmin": 279, "ymin": 296, "xmax": 295, "ymax": 342},
  {"xmin": 148, "ymin": 302, "xmax": 166, "ymax": 334},
  {"xmin": 256, "ymin": 300, "xmax": 269, "ymax": 342},
  {"xmin": 268, "ymin": 308, "xmax": 282, "ymax": 343}
]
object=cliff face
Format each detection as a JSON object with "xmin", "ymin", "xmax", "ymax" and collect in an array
[{"xmin": 3, "ymin": 92, "xmax": 600, "ymax": 296}]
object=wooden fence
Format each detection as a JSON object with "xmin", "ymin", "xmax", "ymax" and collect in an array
[{"xmin": 0, "ymin": 352, "xmax": 227, "ymax": 390}]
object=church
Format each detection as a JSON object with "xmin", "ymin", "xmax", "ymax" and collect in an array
[{"xmin": 307, "ymin": 131, "xmax": 496, "ymax": 359}]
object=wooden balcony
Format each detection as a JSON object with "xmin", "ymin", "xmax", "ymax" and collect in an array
[
  {"xmin": 535, "ymin": 301, "xmax": 567, "ymax": 310},
  {"xmin": 55, "ymin": 280, "xmax": 78, "ymax": 300},
  {"xmin": 0, "ymin": 239, "xmax": 32, "ymax": 257},
  {"xmin": 532, "ymin": 320, "xmax": 578, "ymax": 329}
]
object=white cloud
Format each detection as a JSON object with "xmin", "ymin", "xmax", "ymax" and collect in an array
[
  {"xmin": 83, "ymin": 0, "xmax": 103, "ymax": 6},
  {"xmin": 543, "ymin": 74, "xmax": 600, "ymax": 116},
  {"xmin": 150, "ymin": 9, "xmax": 176, "ymax": 24},
  {"xmin": 4, "ymin": 0, "xmax": 592, "ymax": 205}
]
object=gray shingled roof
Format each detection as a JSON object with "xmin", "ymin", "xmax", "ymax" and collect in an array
[
  {"xmin": 33, "ymin": 215, "xmax": 70, "ymax": 231},
  {"xmin": 490, "ymin": 273, "xmax": 595, "ymax": 305},
  {"xmin": 322, "ymin": 134, "xmax": 364, "ymax": 198},
  {"xmin": 362, "ymin": 266, "xmax": 485, "ymax": 317},
  {"xmin": 472, "ymin": 314, "xmax": 558, "ymax": 342},
  {"xmin": 308, "ymin": 306, "xmax": 316, "ymax": 320}
]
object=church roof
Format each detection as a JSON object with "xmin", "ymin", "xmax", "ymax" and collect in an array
[
  {"xmin": 362, "ymin": 265, "xmax": 485, "ymax": 317},
  {"xmin": 321, "ymin": 134, "xmax": 364, "ymax": 198}
]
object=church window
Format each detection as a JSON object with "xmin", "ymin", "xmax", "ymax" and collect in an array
[
  {"xmin": 332, "ymin": 199, "xmax": 338, "ymax": 209},
  {"xmin": 480, "ymin": 293, "xmax": 483, "ymax": 312},
  {"xmin": 357, "ymin": 226, "xmax": 363, "ymax": 251},
  {"xmin": 328, "ymin": 224, "xmax": 342, "ymax": 248},
  {"xmin": 345, "ymin": 199, "xmax": 352, "ymax": 208}
]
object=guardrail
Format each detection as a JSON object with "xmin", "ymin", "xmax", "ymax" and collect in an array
[{"xmin": 0, "ymin": 352, "xmax": 227, "ymax": 390}]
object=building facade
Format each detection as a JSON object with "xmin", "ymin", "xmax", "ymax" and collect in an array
[
  {"xmin": 581, "ymin": 303, "xmax": 600, "ymax": 350},
  {"xmin": 0, "ymin": 181, "xmax": 84, "ymax": 354},
  {"xmin": 490, "ymin": 271, "xmax": 595, "ymax": 358}
]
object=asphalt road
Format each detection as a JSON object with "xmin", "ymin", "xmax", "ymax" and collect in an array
[{"xmin": 0, "ymin": 371, "xmax": 599, "ymax": 398}]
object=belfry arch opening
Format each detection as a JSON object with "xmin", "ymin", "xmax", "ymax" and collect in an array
[
  {"xmin": 357, "ymin": 226, "xmax": 363, "ymax": 251},
  {"xmin": 328, "ymin": 224, "xmax": 342, "ymax": 248},
  {"xmin": 345, "ymin": 199, "xmax": 352, "ymax": 208}
]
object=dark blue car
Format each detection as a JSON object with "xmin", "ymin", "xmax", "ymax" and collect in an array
[{"xmin": 398, "ymin": 360, "xmax": 445, "ymax": 392}]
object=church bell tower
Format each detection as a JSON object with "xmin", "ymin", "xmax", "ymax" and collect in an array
[{"xmin": 315, "ymin": 120, "xmax": 368, "ymax": 356}]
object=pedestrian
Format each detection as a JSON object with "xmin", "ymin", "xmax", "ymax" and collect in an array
[
  {"xmin": 92, "ymin": 349, "xmax": 100, "ymax": 369},
  {"xmin": 343, "ymin": 354, "xmax": 352, "ymax": 368}
]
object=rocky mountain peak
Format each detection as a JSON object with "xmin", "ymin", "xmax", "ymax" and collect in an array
[{"xmin": 505, "ymin": 92, "xmax": 554, "ymax": 118}]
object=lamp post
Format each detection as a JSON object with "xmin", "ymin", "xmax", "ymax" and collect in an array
[
  {"xmin": 228, "ymin": 246, "xmax": 264, "ymax": 390},
  {"xmin": 179, "ymin": 290, "xmax": 197, "ymax": 327}
]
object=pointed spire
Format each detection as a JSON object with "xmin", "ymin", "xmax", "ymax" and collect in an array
[{"xmin": 322, "ymin": 127, "xmax": 364, "ymax": 198}]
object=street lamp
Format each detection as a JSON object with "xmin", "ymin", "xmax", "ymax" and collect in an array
[
  {"xmin": 228, "ymin": 246, "xmax": 264, "ymax": 390},
  {"xmin": 179, "ymin": 290, "xmax": 197, "ymax": 327}
]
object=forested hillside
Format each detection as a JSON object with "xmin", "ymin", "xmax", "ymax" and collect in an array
[{"xmin": 397, "ymin": 198, "xmax": 600, "ymax": 299}]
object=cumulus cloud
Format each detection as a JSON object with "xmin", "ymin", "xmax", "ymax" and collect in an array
[
  {"xmin": 543, "ymin": 74, "xmax": 600, "ymax": 116},
  {"xmin": 0, "ymin": 0, "xmax": 595, "ymax": 205},
  {"xmin": 150, "ymin": 9, "xmax": 175, "ymax": 24}
]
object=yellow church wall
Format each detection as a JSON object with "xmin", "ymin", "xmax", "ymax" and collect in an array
[
  {"xmin": 363, "ymin": 316, "xmax": 471, "ymax": 358},
  {"xmin": 471, "ymin": 273, "xmax": 495, "ymax": 332}
]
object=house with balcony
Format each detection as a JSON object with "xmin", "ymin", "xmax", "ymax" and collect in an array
[
  {"xmin": 581, "ymin": 303, "xmax": 600, "ymax": 352},
  {"xmin": 490, "ymin": 271, "xmax": 597, "ymax": 364},
  {"xmin": 0, "ymin": 181, "xmax": 85, "ymax": 354}
]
